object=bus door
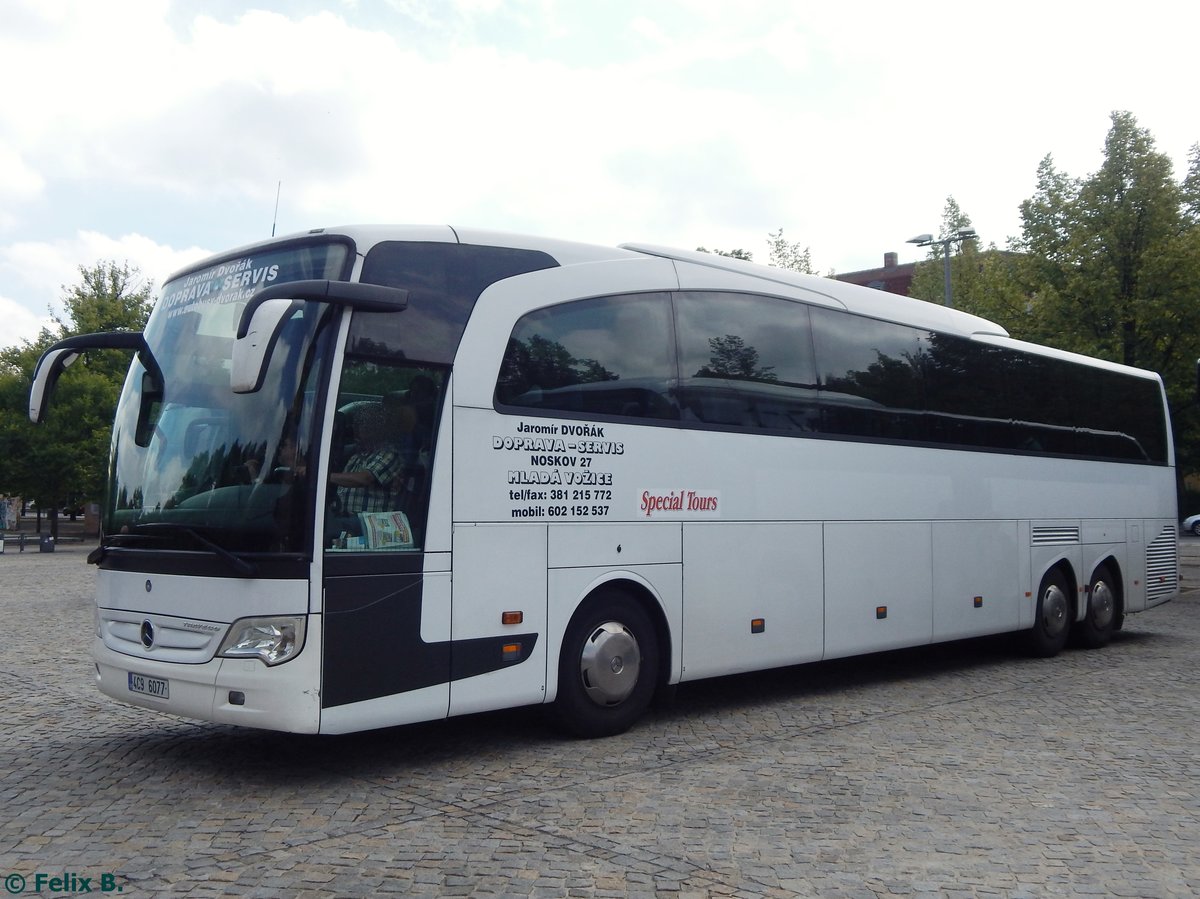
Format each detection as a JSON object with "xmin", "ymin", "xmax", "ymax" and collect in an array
[{"xmin": 319, "ymin": 354, "xmax": 452, "ymax": 729}]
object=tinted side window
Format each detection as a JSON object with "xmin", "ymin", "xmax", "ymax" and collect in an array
[
  {"xmin": 1074, "ymin": 365, "xmax": 1165, "ymax": 462},
  {"xmin": 811, "ymin": 306, "xmax": 928, "ymax": 441},
  {"xmin": 674, "ymin": 291, "xmax": 818, "ymax": 432},
  {"xmin": 496, "ymin": 293, "xmax": 678, "ymax": 421},
  {"xmin": 355, "ymin": 242, "xmax": 558, "ymax": 365},
  {"xmin": 1004, "ymin": 352, "xmax": 1078, "ymax": 455},
  {"xmin": 922, "ymin": 334, "xmax": 1012, "ymax": 449}
]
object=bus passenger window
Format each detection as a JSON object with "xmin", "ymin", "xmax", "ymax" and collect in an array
[
  {"xmin": 673, "ymin": 291, "xmax": 818, "ymax": 433},
  {"xmin": 495, "ymin": 293, "xmax": 678, "ymax": 421}
]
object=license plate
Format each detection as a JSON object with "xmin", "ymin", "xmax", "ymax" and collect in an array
[{"xmin": 128, "ymin": 671, "xmax": 169, "ymax": 699}]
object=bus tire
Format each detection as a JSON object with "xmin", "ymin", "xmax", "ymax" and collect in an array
[
  {"xmin": 553, "ymin": 590, "xmax": 659, "ymax": 738},
  {"xmin": 1075, "ymin": 564, "xmax": 1117, "ymax": 649},
  {"xmin": 1026, "ymin": 568, "xmax": 1072, "ymax": 657}
]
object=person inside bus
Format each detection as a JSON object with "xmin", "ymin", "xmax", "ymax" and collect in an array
[{"xmin": 330, "ymin": 402, "xmax": 408, "ymax": 515}]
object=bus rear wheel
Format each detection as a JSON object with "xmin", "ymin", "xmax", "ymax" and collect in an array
[
  {"xmin": 1075, "ymin": 565, "xmax": 1117, "ymax": 649},
  {"xmin": 553, "ymin": 590, "xmax": 659, "ymax": 739},
  {"xmin": 1026, "ymin": 568, "xmax": 1072, "ymax": 657}
]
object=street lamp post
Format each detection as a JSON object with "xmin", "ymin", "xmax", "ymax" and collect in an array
[{"xmin": 906, "ymin": 229, "xmax": 977, "ymax": 308}]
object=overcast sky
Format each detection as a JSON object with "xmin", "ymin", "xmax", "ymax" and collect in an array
[{"xmin": 2, "ymin": 0, "xmax": 1198, "ymax": 348}]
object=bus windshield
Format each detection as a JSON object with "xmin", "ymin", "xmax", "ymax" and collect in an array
[{"xmin": 103, "ymin": 240, "xmax": 350, "ymax": 556}]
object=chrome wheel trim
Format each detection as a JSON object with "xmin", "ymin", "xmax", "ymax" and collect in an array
[
  {"xmin": 579, "ymin": 621, "xmax": 641, "ymax": 707},
  {"xmin": 1041, "ymin": 583, "xmax": 1070, "ymax": 638},
  {"xmin": 1090, "ymin": 580, "xmax": 1115, "ymax": 630}
]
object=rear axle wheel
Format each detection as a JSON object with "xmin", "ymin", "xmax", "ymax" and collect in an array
[
  {"xmin": 1075, "ymin": 565, "xmax": 1117, "ymax": 649},
  {"xmin": 1026, "ymin": 568, "xmax": 1072, "ymax": 657}
]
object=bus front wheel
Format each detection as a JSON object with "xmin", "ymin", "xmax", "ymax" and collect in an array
[
  {"xmin": 553, "ymin": 590, "xmax": 659, "ymax": 738},
  {"xmin": 1026, "ymin": 568, "xmax": 1072, "ymax": 657}
]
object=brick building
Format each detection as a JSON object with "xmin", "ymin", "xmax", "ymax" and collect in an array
[{"xmin": 834, "ymin": 251, "xmax": 915, "ymax": 296}]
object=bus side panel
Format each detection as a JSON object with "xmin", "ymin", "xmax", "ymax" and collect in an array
[
  {"xmin": 448, "ymin": 523, "xmax": 548, "ymax": 717},
  {"xmin": 824, "ymin": 521, "xmax": 933, "ymax": 659},
  {"xmin": 680, "ymin": 521, "xmax": 823, "ymax": 682},
  {"xmin": 931, "ymin": 520, "xmax": 1021, "ymax": 641},
  {"xmin": 1123, "ymin": 522, "xmax": 1147, "ymax": 613},
  {"xmin": 1080, "ymin": 519, "xmax": 1129, "ymax": 620}
]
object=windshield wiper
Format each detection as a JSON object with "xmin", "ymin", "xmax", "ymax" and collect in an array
[{"xmin": 112, "ymin": 523, "xmax": 259, "ymax": 578}]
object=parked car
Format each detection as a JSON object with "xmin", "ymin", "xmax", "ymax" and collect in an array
[{"xmin": 1182, "ymin": 514, "xmax": 1200, "ymax": 536}]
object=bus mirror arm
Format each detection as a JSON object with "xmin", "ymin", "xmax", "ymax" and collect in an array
[
  {"xmin": 235, "ymin": 280, "xmax": 409, "ymax": 339},
  {"xmin": 231, "ymin": 280, "xmax": 409, "ymax": 394},
  {"xmin": 29, "ymin": 331, "xmax": 156, "ymax": 424}
]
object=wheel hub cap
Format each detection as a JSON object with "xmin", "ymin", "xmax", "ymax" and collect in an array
[
  {"xmin": 1042, "ymin": 584, "xmax": 1069, "ymax": 637},
  {"xmin": 580, "ymin": 622, "xmax": 641, "ymax": 706},
  {"xmin": 1091, "ymin": 581, "xmax": 1114, "ymax": 629}
]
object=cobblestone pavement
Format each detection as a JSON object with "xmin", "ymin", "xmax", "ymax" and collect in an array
[{"xmin": 2, "ymin": 541, "xmax": 1199, "ymax": 898}]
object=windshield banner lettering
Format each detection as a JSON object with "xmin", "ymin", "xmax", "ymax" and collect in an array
[{"xmin": 160, "ymin": 259, "xmax": 281, "ymax": 318}]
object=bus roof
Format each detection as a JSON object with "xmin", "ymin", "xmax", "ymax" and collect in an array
[{"xmin": 167, "ymin": 224, "xmax": 1016, "ymax": 344}]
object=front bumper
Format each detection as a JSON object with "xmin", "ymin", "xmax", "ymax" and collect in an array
[{"xmin": 92, "ymin": 620, "xmax": 322, "ymax": 733}]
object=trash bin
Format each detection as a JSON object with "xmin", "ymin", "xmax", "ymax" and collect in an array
[{"xmin": 39, "ymin": 534, "xmax": 55, "ymax": 553}]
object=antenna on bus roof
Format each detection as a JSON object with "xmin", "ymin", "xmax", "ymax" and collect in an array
[{"xmin": 271, "ymin": 181, "xmax": 281, "ymax": 237}]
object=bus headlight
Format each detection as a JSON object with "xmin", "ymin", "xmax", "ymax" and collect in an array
[{"xmin": 217, "ymin": 616, "xmax": 306, "ymax": 666}]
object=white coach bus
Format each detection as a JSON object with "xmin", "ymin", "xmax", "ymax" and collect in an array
[{"xmin": 30, "ymin": 226, "xmax": 1179, "ymax": 737}]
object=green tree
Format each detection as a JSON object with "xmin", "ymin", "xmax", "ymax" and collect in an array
[
  {"xmin": 937, "ymin": 113, "xmax": 1200, "ymax": 475},
  {"xmin": 1008, "ymin": 113, "xmax": 1189, "ymax": 365},
  {"xmin": 0, "ymin": 261, "xmax": 154, "ymax": 538},
  {"xmin": 907, "ymin": 197, "xmax": 1012, "ymax": 319},
  {"xmin": 1012, "ymin": 113, "xmax": 1200, "ymax": 440},
  {"xmin": 766, "ymin": 228, "xmax": 815, "ymax": 274},
  {"xmin": 1183, "ymin": 144, "xmax": 1200, "ymax": 224},
  {"xmin": 1032, "ymin": 112, "xmax": 1186, "ymax": 368}
]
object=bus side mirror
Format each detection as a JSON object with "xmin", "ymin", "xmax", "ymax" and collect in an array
[
  {"xmin": 29, "ymin": 331, "xmax": 152, "ymax": 423},
  {"xmin": 232, "ymin": 298, "xmax": 302, "ymax": 394},
  {"xmin": 29, "ymin": 346, "xmax": 81, "ymax": 423}
]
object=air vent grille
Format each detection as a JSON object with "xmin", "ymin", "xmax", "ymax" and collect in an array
[
  {"xmin": 1145, "ymin": 526, "xmax": 1178, "ymax": 600},
  {"xmin": 1031, "ymin": 526, "xmax": 1080, "ymax": 546}
]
